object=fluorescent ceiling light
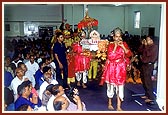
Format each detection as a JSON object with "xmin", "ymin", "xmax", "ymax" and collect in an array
[
  {"xmin": 113, "ymin": 3, "xmax": 124, "ymax": 6},
  {"xmin": 114, "ymin": 4, "xmax": 123, "ymax": 6}
]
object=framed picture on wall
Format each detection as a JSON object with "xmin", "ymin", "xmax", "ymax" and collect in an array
[{"xmin": 28, "ymin": 25, "xmax": 35, "ymax": 31}]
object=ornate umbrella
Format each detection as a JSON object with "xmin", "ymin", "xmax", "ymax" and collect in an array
[{"xmin": 78, "ymin": 8, "xmax": 98, "ymax": 30}]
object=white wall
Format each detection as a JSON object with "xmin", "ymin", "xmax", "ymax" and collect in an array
[
  {"xmin": 4, "ymin": 4, "xmax": 63, "ymax": 37},
  {"xmin": 64, "ymin": 4, "xmax": 83, "ymax": 26},
  {"xmin": 64, "ymin": 4, "xmax": 161, "ymax": 37},
  {"xmin": 4, "ymin": 22, "xmax": 21, "ymax": 36},
  {"xmin": 88, "ymin": 5, "xmax": 125, "ymax": 36},
  {"xmin": 64, "ymin": 4, "xmax": 126, "ymax": 36},
  {"xmin": 4, "ymin": 4, "xmax": 62, "ymax": 21},
  {"xmin": 156, "ymin": 3, "xmax": 166, "ymax": 111},
  {"xmin": 4, "ymin": 3, "xmax": 161, "ymax": 37},
  {"xmin": 127, "ymin": 4, "xmax": 161, "ymax": 36}
]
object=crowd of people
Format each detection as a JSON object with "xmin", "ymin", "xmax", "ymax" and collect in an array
[{"xmin": 4, "ymin": 21, "xmax": 159, "ymax": 111}]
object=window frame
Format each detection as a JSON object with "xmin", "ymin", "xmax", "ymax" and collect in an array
[{"xmin": 134, "ymin": 11, "xmax": 141, "ymax": 29}]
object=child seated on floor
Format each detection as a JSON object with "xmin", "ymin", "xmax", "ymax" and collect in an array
[{"xmin": 126, "ymin": 54, "xmax": 142, "ymax": 84}]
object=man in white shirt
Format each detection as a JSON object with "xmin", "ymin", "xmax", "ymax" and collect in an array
[
  {"xmin": 47, "ymin": 85, "xmax": 86, "ymax": 111},
  {"xmin": 10, "ymin": 68, "xmax": 28, "ymax": 101},
  {"xmin": 39, "ymin": 66, "xmax": 58, "ymax": 100},
  {"xmin": 25, "ymin": 55, "xmax": 39, "ymax": 75},
  {"xmin": 18, "ymin": 62, "xmax": 36, "ymax": 87},
  {"xmin": 11, "ymin": 55, "xmax": 22, "ymax": 68},
  {"xmin": 47, "ymin": 84, "xmax": 65, "ymax": 111}
]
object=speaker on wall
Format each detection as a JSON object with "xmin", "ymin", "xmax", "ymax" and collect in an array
[{"xmin": 141, "ymin": 27, "xmax": 155, "ymax": 36}]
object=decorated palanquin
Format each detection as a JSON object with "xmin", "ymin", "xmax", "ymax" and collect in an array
[
  {"xmin": 78, "ymin": 8, "xmax": 98, "ymax": 39},
  {"xmin": 77, "ymin": 8, "xmax": 98, "ymax": 30},
  {"xmin": 80, "ymin": 29, "xmax": 109, "ymax": 61},
  {"xmin": 82, "ymin": 30, "xmax": 109, "ymax": 80},
  {"xmin": 76, "ymin": 8, "xmax": 110, "ymax": 81}
]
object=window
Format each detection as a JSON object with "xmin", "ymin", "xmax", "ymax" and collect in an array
[
  {"xmin": 134, "ymin": 11, "xmax": 140, "ymax": 28},
  {"xmin": 5, "ymin": 24, "xmax": 10, "ymax": 31}
]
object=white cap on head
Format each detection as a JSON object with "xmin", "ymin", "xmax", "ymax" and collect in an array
[
  {"xmin": 89, "ymin": 30, "xmax": 100, "ymax": 39},
  {"xmin": 113, "ymin": 27, "xmax": 123, "ymax": 36}
]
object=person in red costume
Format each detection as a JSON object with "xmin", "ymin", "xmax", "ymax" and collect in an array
[
  {"xmin": 101, "ymin": 27, "xmax": 132, "ymax": 111},
  {"xmin": 67, "ymin": 47, "xmax": 76, "ymax": 87},
  {"xmin": 72, "ymin": 30, "xmax": 91, "ymax": 88}
]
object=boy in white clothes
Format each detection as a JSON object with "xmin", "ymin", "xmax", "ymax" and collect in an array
[{"xmin": 25, "ymin": 54, "xmax": 39, "ymax": 75}]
